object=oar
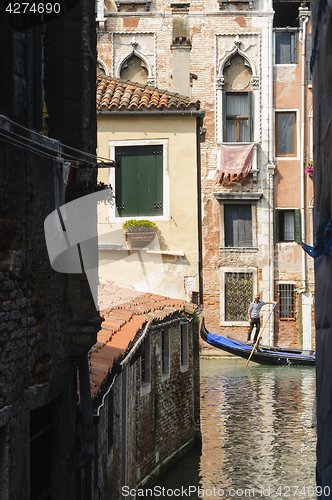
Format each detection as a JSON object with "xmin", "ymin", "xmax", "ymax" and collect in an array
[{"xmin": 245, "ymin": 303, "xmax": 277, "ymax": 368}]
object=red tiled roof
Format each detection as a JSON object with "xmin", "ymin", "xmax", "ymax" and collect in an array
[
  {"xmin": 88, "ymin": 283, "xmax": 198, "ymax": 401},
  {"xmin": 96, "ymin": 76, "xmax": 201, "ymax": 112}
]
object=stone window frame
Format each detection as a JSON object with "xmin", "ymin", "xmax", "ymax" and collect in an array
[
  {"xmin": 220, "ymin": 266, "xmax": 258, "ymax": 326},
  {"xmin": 216, "ymin": 34, "xmax": 261, "ymax": 145},
  {"xmin": 180, "ymin": 322, "xmax": 189, "ymax": 373},
  {"xmin": 112, "ymin": 32, "xmax": 156, "ymax": 87},
  {"xmin": 274, "ymin": 28, "xmax": 298, "ymax": 66},
  {"xmin": 140, "ymin": 334, "xmax": 151, "ymax": 397},
  {"xmin": 214, "ymin": 191, "xmax": 262, "ymax": 251},
  {"xmin": 275, "ymin": 110, "xmax": 299, "ymax": 158},
  {"xmin": 161, "ymin": 328, "xmax": 170, "ymax": 382},
  {"xmin": 108, "ymin": 139, "xmax": 170, "ymax": 223}
]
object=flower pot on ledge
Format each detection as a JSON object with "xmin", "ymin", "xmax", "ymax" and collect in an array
[{"xmin": 125, "ymin": 230, "xmax": 156, "ymax": 247}]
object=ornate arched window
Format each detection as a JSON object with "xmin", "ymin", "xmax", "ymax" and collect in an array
[
  {"xmin": 216, "ymin": 36, "xmax": 259, "ymax": 144},
  {"xmin": 119, "ymin": 54, "xmax": 148, "ymax": 85}
]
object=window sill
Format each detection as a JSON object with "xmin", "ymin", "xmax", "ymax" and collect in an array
[
  {"xmin": 221, "ymin": 321, "xmax": 248, "ymax": 327},
  {"xmin": 140, "ymin": 382, "xmax": 151, "ymax": 397},
  {"xmin": 220, "ymin": 247, "xmax": 258, "ymax": 253},
  {"xmin": 180, "ymin": 364, "xmax": 189, "ymax": 373},
  {"xmin": 279, "ymin": 317, "xmax": 296, "ymax": 322}
]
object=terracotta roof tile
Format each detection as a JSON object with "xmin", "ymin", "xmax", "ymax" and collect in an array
[
  {"xmin": 96, "ymin": 76, "xmax": 200, "ymax": 112},
  {"xmin": 84, "ymin": 283, "xmax": 198, "ymax": 403}
]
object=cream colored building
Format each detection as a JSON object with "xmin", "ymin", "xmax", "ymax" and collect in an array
[{"xmin": 97, "ymin": 76, "xmax": 205, "ymax": 301}]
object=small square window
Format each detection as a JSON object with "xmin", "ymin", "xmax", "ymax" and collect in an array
[
  {"xmin": 276, "ymin": 112, "xmax": 296, "ymax": 156},
  {"xmin": 275, "ymin": 31, "xmax": 297, "ymax": 64}
]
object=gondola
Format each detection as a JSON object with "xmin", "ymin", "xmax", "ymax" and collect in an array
[{"xmin": 201, "ymin": 318, "xmax": 315, "ymax": 367}]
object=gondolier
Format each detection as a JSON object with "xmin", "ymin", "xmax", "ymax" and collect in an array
[{"xmin": 247, "ymin": 295, "xmax": 276, "ymax": 343}]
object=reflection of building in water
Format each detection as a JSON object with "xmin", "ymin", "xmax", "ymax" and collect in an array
[{"xmin": 199, "ymin": 362, "xmax": 316, "ymax": 492}]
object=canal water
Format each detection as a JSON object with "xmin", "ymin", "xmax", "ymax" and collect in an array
[{"xmin": 152, "ymin": 358, "xmax": 316, "ymax": 499}]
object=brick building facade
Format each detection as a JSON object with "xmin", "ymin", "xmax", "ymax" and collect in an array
[
  {"xmin": 88, "ymin": 284, "xmax": 200, "ymax": 499},
  {"xmin": 95, "ymin": 0, "xmax": 314, "ymax": 349}
]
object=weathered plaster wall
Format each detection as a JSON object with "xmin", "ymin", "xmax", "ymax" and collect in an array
[{"xmin": 97, "ymin": 114, "xmax": 200, "ymax": 301}]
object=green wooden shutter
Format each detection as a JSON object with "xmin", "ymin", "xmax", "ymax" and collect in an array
[
  {"xmin": 222, "ymin": 91, "xmax": 227, "ymax": 142},
  {"xmin": 115, "ymin": 145, "xmax": 163, "ymax": 217},
  {"xmin": 138, "ymin": 146, "xmax": 163, "ymax": 216},
  {"xmin": 248, "ymin": 91, "xmax": 253, "ymax": 142},
  {"xmin": 295, "ymin": 209, "xmax": 301, "ymax": 243},
  {"xmin": 275, "ymin": 209, "xmax": 280, "ymax": 243}
]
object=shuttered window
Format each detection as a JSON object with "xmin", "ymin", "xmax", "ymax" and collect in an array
[
  {"xmin": 275, "ymin": 209, "xmax": 301, "ymax": 243},
  {"xmin": 115, "ymin": 145, "xmax": 163, "ymax": 217},
  {"xmin": 224, "ymin": 204, "xmax": 252, "ymax": 247}
]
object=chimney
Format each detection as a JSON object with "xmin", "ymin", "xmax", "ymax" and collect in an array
[{"xmin": 171, "ymin": 3, "xmax": 191, "ymax": 96}]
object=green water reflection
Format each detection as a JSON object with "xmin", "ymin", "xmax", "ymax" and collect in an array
[{"xmin": 153, "ymin": 358, "xmax": 316, "ymax": 499}]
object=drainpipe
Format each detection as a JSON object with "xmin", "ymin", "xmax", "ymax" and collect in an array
[
  {"xmin": 300, "ymin": 9, "xmax": 309, "ymax": 291},
  {"xmin": 197, "ymin": 116, "xmax": 204, "ymax": 306},
  {"xmin": 268, "ymin": 12, "xmax": 275, "ymax": 346}
]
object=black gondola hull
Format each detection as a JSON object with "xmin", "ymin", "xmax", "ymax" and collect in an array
[{"xmin": 201, "ymin": 319, "xmax": 315, "ymax": 367}]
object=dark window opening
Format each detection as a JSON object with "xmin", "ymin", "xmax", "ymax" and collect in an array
[{"xmin": 273, "ymin": 1, "xmax": 301, "ymax": 28}]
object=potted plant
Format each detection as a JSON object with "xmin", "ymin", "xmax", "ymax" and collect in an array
[{"xmin": 123, "ymin": 219, "xmax": 157, "ymax": 247}]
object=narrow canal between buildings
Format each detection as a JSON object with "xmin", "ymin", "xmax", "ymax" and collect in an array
[{"xmin": 152, "ymin": 358, "xmax": 316, "ymax": 499}]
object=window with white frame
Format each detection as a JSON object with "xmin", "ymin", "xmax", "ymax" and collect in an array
[
  {"xmin": 109, "ymin": 140, "xmax": 168, "ymax": 221},
  {"xmin": 161, "ymin": 329, "xmax": 170, "ymax": 379},
  {"xmin": 275, "ymin": 31, "xmax": 297, "ymax": 64},
  {"xmin": 276, "ymin": 112, "xmax": 297, "ymax": 156}
]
